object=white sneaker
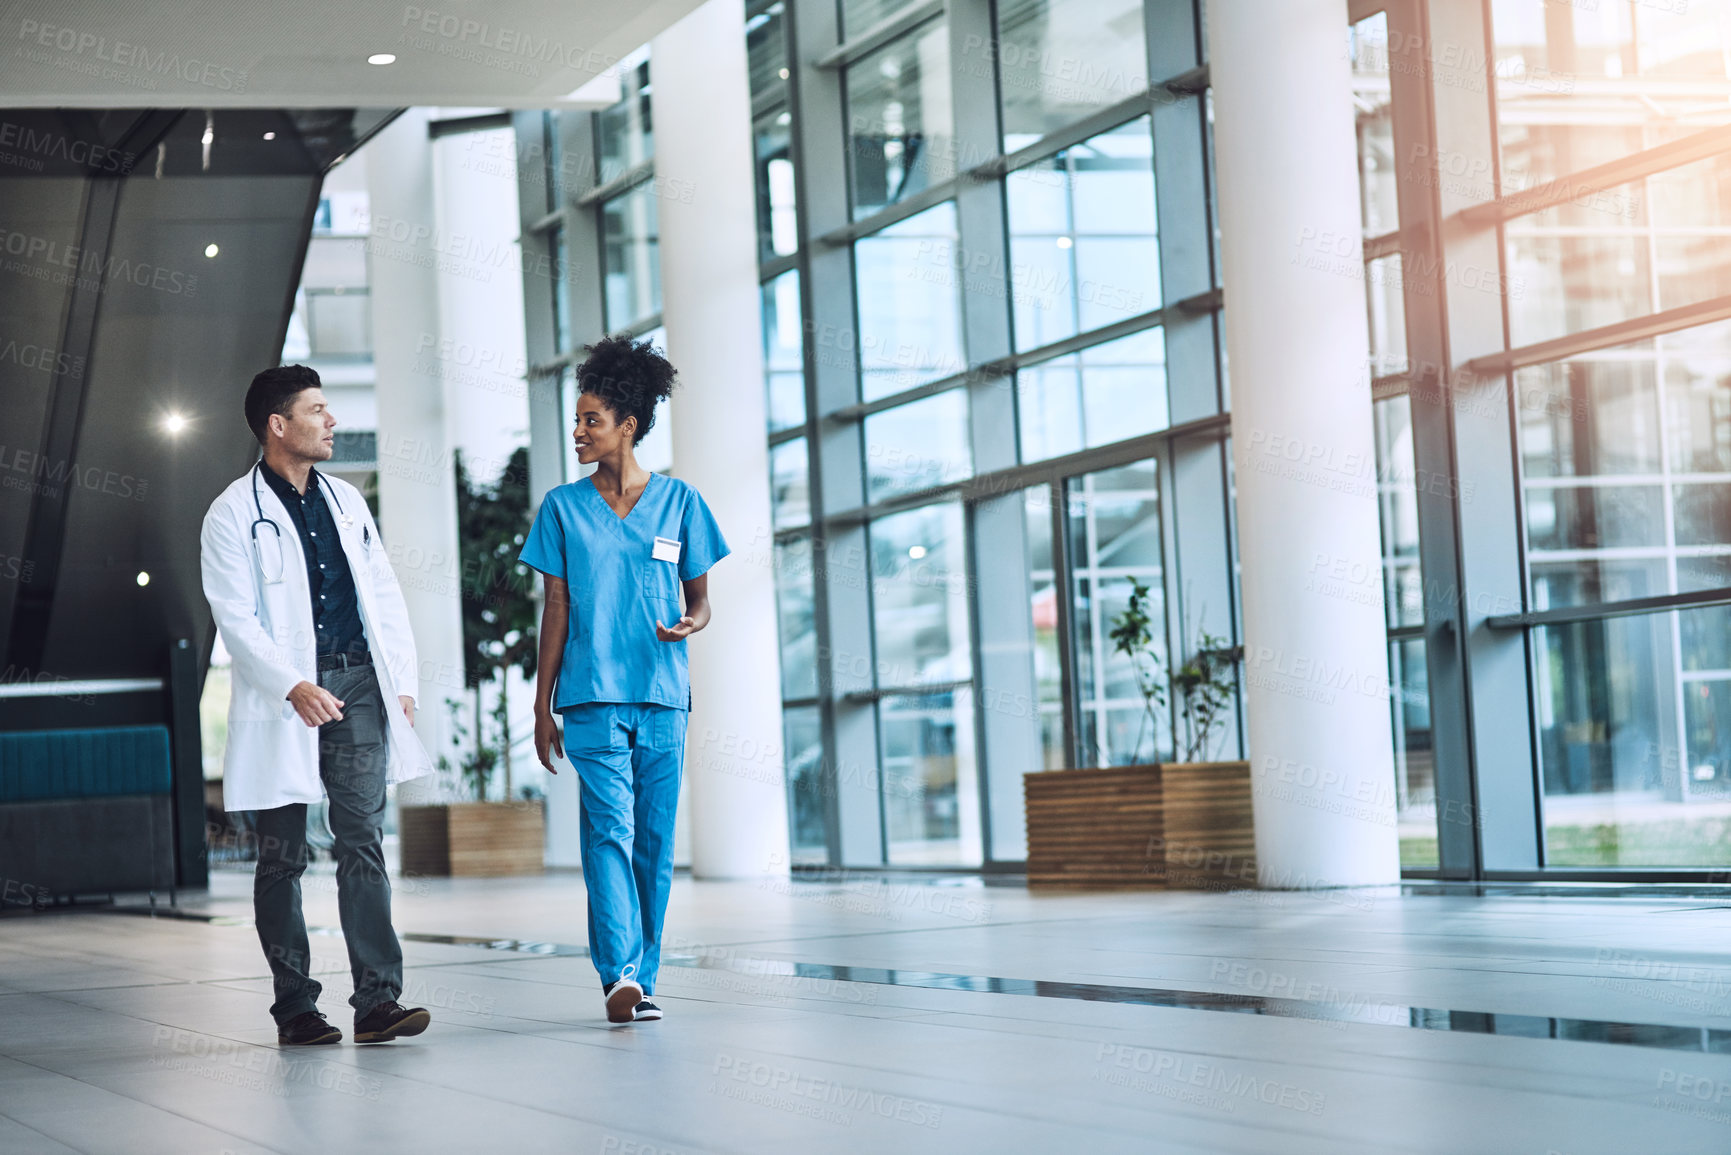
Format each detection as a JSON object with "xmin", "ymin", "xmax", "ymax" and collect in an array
[{"xmin": 605, "ymin": 966, "xmax": 643, "ymax": 1024}]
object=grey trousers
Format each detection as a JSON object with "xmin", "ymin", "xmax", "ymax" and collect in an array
[{"xmin": 251, "ymin": 661, "xmax": 402, "ymax": 1024}]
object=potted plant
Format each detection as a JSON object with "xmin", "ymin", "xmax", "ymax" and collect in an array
[
  {"xmin": 1024, "ymin": 579, "xmax": 1168, "ymax": 888},
  {"xmin": 399, "ymin": 697, "xmax": 545, "ymax": 877},
  {"xmin": 398, "ymin": 449, "xmax": 545, "ymax": 878},
  {"xmin": 1159, "ymin": 629, "xmax": 1252, "ymax": 891},
  {"xmin": 1024, "ymin": 579, "xmax": 1252, "ymax": 890}
]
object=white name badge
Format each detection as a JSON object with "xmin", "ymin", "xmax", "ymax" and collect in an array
[{"xmin": 652, "ymin": 536, "xmax": 682, "ymax": 563}]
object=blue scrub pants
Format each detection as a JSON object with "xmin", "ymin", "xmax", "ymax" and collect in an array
[{"xmin": 561, "ymin": 702, "xmax": 687, "ymax": 995}]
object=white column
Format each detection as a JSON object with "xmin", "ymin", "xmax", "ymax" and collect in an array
[
  {"xmin": 1209, "ymin": 0, "xmax": 1400, "ymax": 886},
  {"xmin": 366, "ymin": 108, "xmax": 466, "ymax": 801},
  {"xmin": 653, "ymin": 0, "xmax": 790, "ymax": 879}
]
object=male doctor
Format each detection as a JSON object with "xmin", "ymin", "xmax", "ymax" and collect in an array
[{"xmin": 202, "ymin": 363, "xmax": 433, "ymax": 1047}]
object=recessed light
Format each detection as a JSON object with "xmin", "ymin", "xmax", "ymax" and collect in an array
[
  {"xmin": 204, "ymin": 243, "xmax": 220, "ymax": 258},
  {"xmin": 263, "ymin": 131, "xmax": 276, "ymax": 140},
  {"xmin": 136, "ymin": 571, "xmax": 150, "ymax": 587},
  {"xmin": 163, "ymin": 413, "xmax": 187, "ymax": 434},
  {"xmin": 1055, "ymin": 237, "xmax": 1073, "ymax": 249},
  {"xmin": 778, "ymin": 67, "xmax": 789, "ymax": 79},
  {"xmin": 908, "ymin": 545, "xmax": 927, "ymax": 559},
  {"xmin": 368, "ymin": 53, "xmax": 396, "ymax": 65}
]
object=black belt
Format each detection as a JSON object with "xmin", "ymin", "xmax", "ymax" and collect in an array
[{"xmin": 317, "ymin": 649, "xmax": 371, "ymax": 672}]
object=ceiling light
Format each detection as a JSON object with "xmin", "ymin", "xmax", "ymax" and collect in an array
[
  {"xmin": 201, "ymin": 127, "xmax": 214, "ymax": 145},
  {"xmin": 1056, "ymin": 236, "xmax": 1073, "ymax": 249},
  {"xmin": 204, "ymin": 243, "xmax": 219, "ymax": 258},
  {"xmin": 778, "ymin": 67, "xmax": 789, "ymax": 79},
  {"xmin": 908, "ymin": 545, "xmax": 927, "ymax": 559},
  {"xmin": 136, "ymin": 571, "xmax": 150, "ymax": 587},
  {"xmin": 162, "ymin": 413, "xmax": 188, "ymax": 434},
  {"xmin": 368, "ymin": 53, "xmax": 397, "ymax": 65},
  {"xmin": 263, "ymin": 131, "xmax": 276, "ymax": 140}
]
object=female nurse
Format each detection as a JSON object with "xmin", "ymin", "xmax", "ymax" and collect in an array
[{"xmin": 521, "ymin": 335, "xmax": 729, "ymax": 1025}]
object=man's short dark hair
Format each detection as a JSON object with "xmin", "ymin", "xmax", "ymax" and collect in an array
[{"xmin": 244, "ymin": 364, "xmax": 321, "ymax": 444}]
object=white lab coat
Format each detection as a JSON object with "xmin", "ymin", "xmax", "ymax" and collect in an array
[{"xmin": 200, "ymin": 466, "xmax": 433, "ymax": 811}]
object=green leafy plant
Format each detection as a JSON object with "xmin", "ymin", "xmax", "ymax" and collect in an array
[
  {"xmin": 1172, "ymin": 630, "xmax": 1244, "ymax": 763},
  {"xmin": 453, "ymin": 447, "xmax": 537, "ymax": 796},
  {"xmin": 438, "ymin": 696, "xmax": 500, "ymax": 802},
  {"xmin": 1105, "ymin": 584, "xmax": 1245, "ymax": 766},
  {"xmin": 1108, "ymin": 577, "xmax": 1166, "ymax": 765}
]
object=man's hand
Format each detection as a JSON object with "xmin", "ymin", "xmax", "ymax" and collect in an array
[
  {"xmin": 655, "ymin": 615, "xmax": 697, "ymax": 642},
  {"xmin": 287, "ymin": 681, "xmax": 344, "ymax": 727},
  {"xmin": 534, "ymin": 707, "xmax": 564, "ymax": 774},
  {"xmin": 399, "ymin": 696, "xmax": 415, "ymax": 725}
]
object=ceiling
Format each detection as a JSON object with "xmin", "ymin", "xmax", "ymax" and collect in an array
[{"xmin": 0, "ymin": 0, "xmax": 700, "ymax": 109}]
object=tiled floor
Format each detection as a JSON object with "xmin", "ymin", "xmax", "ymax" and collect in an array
[{"xmin": 2, "ymin": 868, "xmax": 1730, "ymax": 1153}]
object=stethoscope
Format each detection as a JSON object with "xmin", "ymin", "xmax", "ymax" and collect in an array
[{"xmin": 250, "ymin": 461, "xmax": 368, "ymax": 585}]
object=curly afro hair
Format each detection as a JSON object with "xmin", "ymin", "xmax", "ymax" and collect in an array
[{"xmin": 576, "ymin": 334, "xmax": 678, "ymax": 445}]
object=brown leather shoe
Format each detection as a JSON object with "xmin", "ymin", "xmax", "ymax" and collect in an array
[
  {"xmin": 354, "ymin": 1001, "xmax": 431, "ymax": 1044},
  {"xmin": 277, "ymin": 1010, "xmax": 342, "ymax": 1046}
]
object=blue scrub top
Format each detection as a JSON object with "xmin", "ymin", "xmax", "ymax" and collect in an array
[{"xmin": 518, "ymin": 472, "xmax": 730, "ymax": 712}]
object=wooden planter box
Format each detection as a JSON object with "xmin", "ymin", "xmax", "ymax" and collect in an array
[
  {"xmin": 1025, "ymin": 765, "xmax": 1164, "ymax": 887},
  {"xmin": 1159, "ymin": 760, "xmax": 1256, "ymax": 891},
  {"xmin": 399, "ymin": 801, "xmax": 545, "ymax": 878},
  {"xmin": 1024, "ymin": 760, "xmax": 1254, "ymax": 890}
]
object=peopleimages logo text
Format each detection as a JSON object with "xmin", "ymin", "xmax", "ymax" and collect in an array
[{"xmin": 16, "ymin": 21, "xmax": 249, "ymax": 92}]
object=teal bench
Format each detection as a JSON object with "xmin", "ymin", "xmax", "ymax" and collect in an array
[{"xmin": 0, "ymin": 725, "xmax": 177, "ymax": 905}]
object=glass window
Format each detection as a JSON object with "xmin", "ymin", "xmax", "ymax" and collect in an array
[
  {"xmin": 770, "ymin": 438, "xmax": 810, "ymax": 528},
  {"xmin": 746, "ymin": 0, "xmax": 789, "ymax": 101},
  {"xmin": 1374, "ymin": 396, "xmax": 1435, "ymax": 869},
  {"xmin": 754, "ymin": 107, "xmax": 798, "ymax": 263},
  {"xmin": 842, "ymin": 0, "xmax": 925, "ymax": 41},
  {"xmin": 551, "ymin": 224, "xmax": 571, "ymax": 353},
  {"xmin": 1501, "ymin": 151, "xmax": 1731, "ymax": 351},
  {"xmin": 1017, "ymin": 326, "xmax": 1166, "ymax": 463},
  {"xmin": 1491, "ymin": 1, "xmax": 1731, "ymax": 185},
  {"xmin": 1066, "ymin": 459, "xmax": 1165, "ymax": 767},
  {"xmin": 845, "ymin": 20, "xmax": 955, "ymax": 220},
  {"xmin": 1663, "ymin": 319, "xmax": 1731, "ymax": 475},
  {"xmin": 1390, "ymin": 636, "xmax": 1436, "ymax": 869},
  {"xmin": 782, "ymin": 704, "xmax": 828, "ymax": 865},
  {"xmin": 1525, "ymin": 486, "xmax": 1666, "ymax": 555},
  {"xmin": 1023, "ymin": 486, "xmax": 1066, "ymax": 769},
  {"xmin": 542, "ymin": 109, "xmax": 563, "ymax": 212},
  {"xmin": 597, "ymin": 52, "xmax": 653, "ymax": 184},
  {"xmin": 301, "ymin": 237, "xmax": 368, "ymax": 290},
  {"xmin": 763, "ymin": 270, "xmax": 805, "ymax": 432},
  {"xmin": 1006, "ymin": 117, "xmax": 1158, "ymax": 352},
  {"xmin": 1351, "ymin": 12, "xmax": 1397, "ymax": 237},
  {"xmin": 1535, "ymin": 608, "xmax": 1721, "ymax": 867},
  {"xmin": 870, "ymin": 501, "xmax": 971, "ymax": 689},
  {"xmin": 602, "ymin": 183, "xmax": 660, "ymax": 331},
  {"xmin": 879, "ymin": 690, "xmax": 981, "ymax": 866},
  {"xmin": 776, "ymin": 535, "xmax": 817, "ymax": 699},
  {"xmin": 1375, "ymin": 396, "xmax": 1422, "ymax": 630},
  {"xmin": 1518, "ymin": 356, "xmax": 1660, "ymax": 481},
  {"xmin": 863, "ymin": 389, "xmax": 972, "ymax": 502},
  {"xmin": 1516, "ymin": 339, "xmax": 1683, "ymax": 610},
  {"xmin": 306, "ymin": 293, "xmax": 371, "ymax": 358},
  {"xmin": 855, "ymin": 201, "xmax": 966, "ymax": 400},
  {"xmin": 1366, "ymin": 254, "xmax": 1407, "ymax": 376},
  {"xmin": 992, "ymin": 0, "xmax": 1148, "ymax": 149}
]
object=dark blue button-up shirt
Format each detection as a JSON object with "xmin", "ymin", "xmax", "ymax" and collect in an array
[{"xmin": 259, "ymin": 461, "xmax": 367, "ymax": 659}]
